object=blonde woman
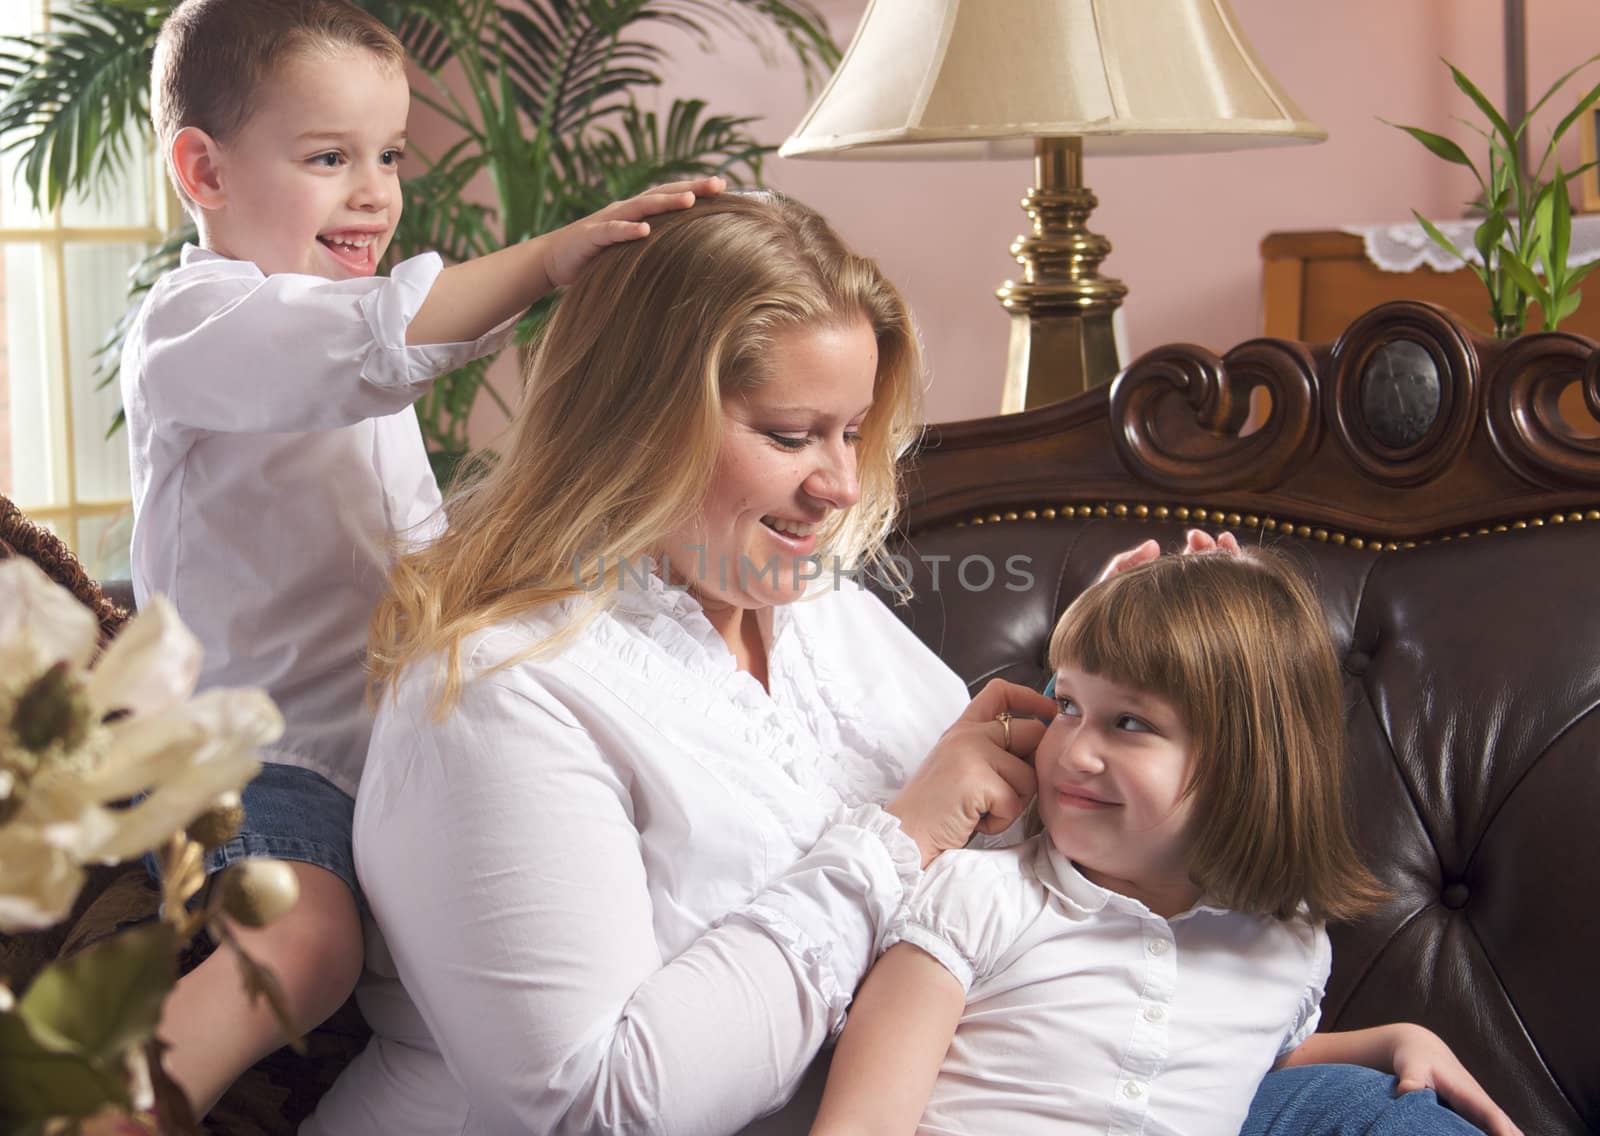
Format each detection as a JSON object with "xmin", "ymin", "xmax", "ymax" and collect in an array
[
  {"xmin": 306, "ymin": 194, "xmax": 1490, "ymax": 1136},
  {"xmin": 305, "ymin": 192, "xmax": 1052, "ymax": 1134}
]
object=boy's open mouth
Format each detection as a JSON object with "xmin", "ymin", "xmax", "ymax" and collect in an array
[{"xmin": 318, "ymin": 231, "xmax": 380, "ymax": 273}]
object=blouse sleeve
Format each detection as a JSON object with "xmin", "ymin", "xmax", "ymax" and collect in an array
[
  {"xmin": 882, "ymin": 849, "xmax": 1023, "ymax": 993},
  {"xmin": 1279, "ymin": 923, "xmax": 1333, "ymax": 1056},
  {"xmin": 133, "ymin": 253, "xmax": 512, "ymax": 433},
  {"xmin": 355, "ymin": 666, "xmax": 921, "ymax": 1135}
]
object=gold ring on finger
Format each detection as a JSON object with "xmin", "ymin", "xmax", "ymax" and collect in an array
[{"xmin": 994, "ymin": 711, "xmax": 1014, "ymax": 752}]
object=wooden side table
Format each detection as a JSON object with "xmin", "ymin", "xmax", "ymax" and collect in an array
[{"xmin": 1260, "ymin": 229, "xmax": 1600, "ymax": 342}]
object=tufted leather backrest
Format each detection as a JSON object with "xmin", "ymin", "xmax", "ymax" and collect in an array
[{"xmin": 880, "ymin": 302, "xmax": 1600, "ymax": 1135}]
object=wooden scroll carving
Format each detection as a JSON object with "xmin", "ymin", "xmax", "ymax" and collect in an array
[
  {"xmin": 1110, "ymin": 338, "xmax": 1319, "ymax": 493},
  {"xmin": 901, "ymin": 302, "xmax": 1600, "ymax": 541},
  {"xmin": 1486, "ymin": 331, "xmax": 1600, "ymax": 487},
  {"xmin": 1326, "ymin": 301, "xmax": 1478, "ymax": 487}
]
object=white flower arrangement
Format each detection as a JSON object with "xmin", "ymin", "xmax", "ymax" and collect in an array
[{"xmin": 0, "ymin": 559, "xmax": 299, "ymax": 1133}]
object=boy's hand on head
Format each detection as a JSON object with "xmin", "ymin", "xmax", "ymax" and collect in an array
[
  {"xmin": 1390, "ymin": 1025, "xmax": 1522, "ymax": 1136},
  {"xmin": 1182, "ymin": 528, "xmax": 1240, "ymax": 556},
  {"xmin": 544, "ymin": 176, "xmax": 726, "ymax": 287},
  {"xmin": 1095, "ymin": 539, "xmax": 1160, "ymax": 583}
]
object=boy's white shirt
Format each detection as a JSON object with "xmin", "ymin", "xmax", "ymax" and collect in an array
[{"xmin": 121, "ymin": 244, "xmax": 514, "ymax": 795}]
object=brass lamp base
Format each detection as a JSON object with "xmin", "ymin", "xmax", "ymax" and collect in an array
[
  {"xmin": 997, "ymin": 137, "xmax": 1128, "ymax": 413},
  {"xmin": 1001, "ymin": 309, "xmax": 1121, "ymax": 411}
]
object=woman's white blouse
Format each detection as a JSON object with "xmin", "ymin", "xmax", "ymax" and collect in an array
[
  {"xmin": 121, "ymin": 246, "xmax": 511, "ymax": 795},
  {"xmin": 307, "ymin": 576, "xmax": 972, "ymax": 1135},
  {"xmin": 892, "ymin": 837, "xmax": 1331, "ymax": 1136}
]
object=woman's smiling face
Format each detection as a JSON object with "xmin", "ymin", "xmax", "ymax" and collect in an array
[{"xmin": 660, "ymin": 317, "xmax": 877, "ymax": 618}]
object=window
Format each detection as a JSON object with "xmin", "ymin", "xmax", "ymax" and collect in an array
[{"xmin": 0, "ymin": 0, "xmax": 172, "ymax": 580}]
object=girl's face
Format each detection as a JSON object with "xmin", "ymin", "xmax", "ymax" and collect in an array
[
  {"xmin": 1036, "ymin": 662, "xmax": 1202, "ymax": 918},
  {"xmin": 659, "ymin": 318, "xmax": 876, "ymax": 617}
]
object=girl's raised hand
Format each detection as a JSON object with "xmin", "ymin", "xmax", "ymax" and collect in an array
[
  {"xmin": 886, "ymin": 679, "xmax": 1053, "ymax": 867},
  {"xmin": 543, "ymin": 177, "xmax": 726, "ymax": 287}
]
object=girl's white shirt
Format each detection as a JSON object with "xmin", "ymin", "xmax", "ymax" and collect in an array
[
  {"xmin": 120, "ymin": 245, "xmax": 511, "ymax": 795},
  {"xmin": 892, "ymin": 836, "xmax": 1331, "ymax": 1136},
  {"xmin": 306, "ymin": 575, "xmax": 971, "ymax": 1135}
]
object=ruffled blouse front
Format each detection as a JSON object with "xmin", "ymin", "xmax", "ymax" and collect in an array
[{"xmin": 308, "ymin": 575, "xmax": 971, "ymax": 1136}]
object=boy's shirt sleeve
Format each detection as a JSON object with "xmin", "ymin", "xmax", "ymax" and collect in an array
[{"xmin": 133, "ymin": 250, "xmax": 515, "ymax": 434}]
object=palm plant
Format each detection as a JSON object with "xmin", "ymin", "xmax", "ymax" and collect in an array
[{"xmin": 0, "ymin": 0, "xmax": 836, "ymax": 470}]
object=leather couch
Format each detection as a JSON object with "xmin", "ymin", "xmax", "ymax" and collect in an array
[
  {"xmin": 882, "ymin": 301, "xmax": 1599, "ymax": 1136},
  {"xmin": 4, "ymin": 301, "xmax": 1594, "ymax": 1133}
]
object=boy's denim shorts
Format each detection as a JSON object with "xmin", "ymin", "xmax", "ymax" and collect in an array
[{"xmin": 144, "ymin": 761, "xmax": 362, "ymax": 907}]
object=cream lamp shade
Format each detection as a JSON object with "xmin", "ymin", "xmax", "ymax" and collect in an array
[{"xmin": 780, "ymin": 0, "xmax": 1326, "ymax": 409}]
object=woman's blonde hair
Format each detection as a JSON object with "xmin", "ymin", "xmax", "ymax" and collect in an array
[
  {"xmin": 1047, "ymin": 550, "xmax": 1387, "ymax": 923},
  {"xmin": 370, "ymin": 192, "xmax": 924, "ymax": 712}
]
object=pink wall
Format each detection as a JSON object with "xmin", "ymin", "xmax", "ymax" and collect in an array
[{"xmin": 462, "ymin": 0, "xmax": 1600, "ymax": 441}]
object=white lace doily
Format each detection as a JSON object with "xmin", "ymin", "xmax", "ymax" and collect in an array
[{"xmin": 1343, "ymin": 213, "xmax": 1600, "ymax": 274}]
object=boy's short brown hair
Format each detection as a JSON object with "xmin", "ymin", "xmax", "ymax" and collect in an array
[
  {"xmin": 151, "ymin": 0, "xmax": 405, "ymax": 199},
  {"xmin": 1047, "ymin": 549, "xmax": 1386, "ymax": 923}
]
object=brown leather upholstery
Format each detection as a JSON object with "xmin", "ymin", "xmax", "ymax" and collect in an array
[{"xmin": 880, "ymin": 301, "xmax": 1600, "ymax": 1135}]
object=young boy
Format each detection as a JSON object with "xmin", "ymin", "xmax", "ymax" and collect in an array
[{"xmin": 124, "ymin": 0, "xmax": 721, "ymax": 1114}]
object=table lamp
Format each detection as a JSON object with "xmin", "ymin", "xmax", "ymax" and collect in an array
[{"xmin": 780, "ymin": 0, "xmax": 1326, "ymax": 410}]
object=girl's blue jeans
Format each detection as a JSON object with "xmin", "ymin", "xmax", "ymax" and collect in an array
[{"xmin": 1244, "ymin": 1064, "xmax": 1486, "ymax": 1135}]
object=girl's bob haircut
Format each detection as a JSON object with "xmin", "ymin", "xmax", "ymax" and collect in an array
[{"xmin": 1048, "ymin": 550, "xmax": 1386, "ymax": 923}]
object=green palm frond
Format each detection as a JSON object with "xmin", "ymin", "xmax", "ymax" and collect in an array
[
  {"xmin": 492, "ymin": 0, "xmax": 835, "ymax": 143},
  {"xmin": 572, "ymin": 99, "xmax": 767, "ymax": 202},
  {"xmin": 497, "ymin": 1, "xmax": 665, "ymax": 139},
  {"xmin": 0, "ymin": 4, "xmax": 161, "ymax": 211},
  {"xmin": 355, "ymin": 0, "xmax": 483, "ymax": 71},
  {"xmin": 414, "ymin": 355, "xmax": 496, "ymax": 454},
  {"xmin": 388, "ymin": 157, "xmax": 498, "ymax": 265}
]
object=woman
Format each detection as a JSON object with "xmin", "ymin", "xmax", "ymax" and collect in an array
[
  {"xmin": 307, "ymin": 192, "xmax": 1049, "ymax": 1134},
  {"xmin": 307, "ymin": 193, "xmax": 1497, "ymax": 1135}
]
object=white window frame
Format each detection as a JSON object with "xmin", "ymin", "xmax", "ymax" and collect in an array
[{"xmin": 0, "ymin": 0, "xmax": 173, "ymax": 576}]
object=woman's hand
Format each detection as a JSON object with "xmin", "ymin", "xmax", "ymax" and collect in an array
[
  {"xmin": 886, "ymin": 679, "xmax": 1053, "ymax": 867},
  {"xmin": 1095, "ymin": 528, "xmax": 1241, "ymax": 583},
  {"xmin": 544, "ymin": 177, "xmax": 726, "ymax": 287},
  {"xmin": 1389, "ymin": 1025, "xmax": 1522, "ymax": 1136}
]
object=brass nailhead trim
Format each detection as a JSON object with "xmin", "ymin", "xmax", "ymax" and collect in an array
[{"xmin": 950, "ymin": 499, "xmax": 1600, "ymax": 550}]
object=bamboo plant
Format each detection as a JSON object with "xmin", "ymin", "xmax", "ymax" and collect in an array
[
  {"xmin": 0, "ymin": 0, "xmax": 837, "ymax": 472},
  {"xmin": 1392, "ymin": 54, "xmax": 1600, "ymax": 338}
]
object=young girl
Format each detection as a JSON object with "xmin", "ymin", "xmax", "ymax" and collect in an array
[{"xmin": 810, "ymin": 550, "xmax": 1519, "ymax": 1136}]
